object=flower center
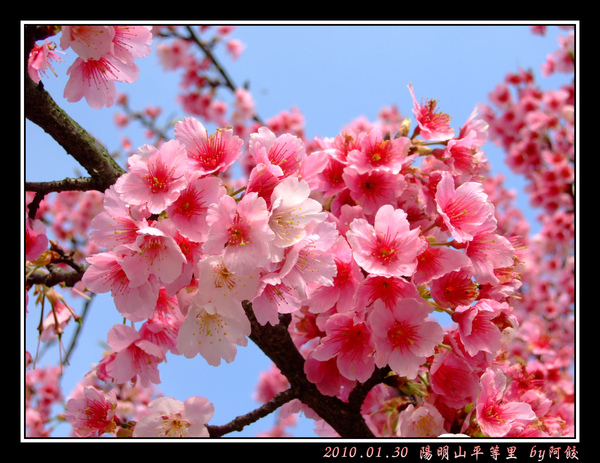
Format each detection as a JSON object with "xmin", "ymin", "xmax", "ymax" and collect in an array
[
  {"xmin": 145, "ymin": 160, "xmax": 173, "ymax": 194},
  {"xmin": 158, "ymin": 412, "xmax": 191, "ymax": 437},
  {"xmin": 227, "ymin": 213, "xmax": 251, "ymax": 247},
  {"xmin": 389, "ymin": 320, "xmax": 421, "ymax": 353}
]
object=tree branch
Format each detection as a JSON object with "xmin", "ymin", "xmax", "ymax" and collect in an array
[
  {"xmin": 25, "ymin": 73, "xmax": 126, "ymax": 192},
  {"xmin": 242, "ymin": 301, "xmax": 377, "ymax": 438},
  {"xmin": 207, "ymin": 388, "xmax": 297, "ymax": 437}
]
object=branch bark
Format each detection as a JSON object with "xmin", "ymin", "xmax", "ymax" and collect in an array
[
  {"xmin": 25, "ymin": 73, "xmax": 126, "ymax": 192},
  {"xmin": 243, "ymin": 301, "xmax": 378, "ymax": 438},
  {"xmin": 207, "ymin": 388, "xmax": 297, "ymax": 437}
]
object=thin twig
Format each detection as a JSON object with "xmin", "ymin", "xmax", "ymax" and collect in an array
[{"xmin": 206, "ymin": 388, "xmax": 298, "ymax": 437}]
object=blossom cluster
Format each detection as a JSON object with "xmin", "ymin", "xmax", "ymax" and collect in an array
[
  {"xmin": 70, "ymin": 78, "xmax": 573, "ymax": 438},
  {"xmin": 28, "ymin": 25, "xmax": 153, "ymax": 109}
]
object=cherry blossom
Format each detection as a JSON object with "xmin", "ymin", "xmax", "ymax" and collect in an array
[
  {"xmin": 174, "ymin": 117, "xmax": 244, "ymax": 175},
  {"xmin": 60, "ymin": 26, "xmax": 115, "ymax": 61},
  {"xmin": 63, "ymin": 54, "xmax": 139, "ymax": 109},
  {"xmin": 476, "ymin": 367, "xmax": 536, "ymax": 437},
  {"xmin": 342, "ymin": 167, "xmax": 407, "ymax": 216},
  {"xmin": 115, "ymin": 140, "xmax": 188, "ymax": 214},
  {"xmin": 346, "ymin": 127, "xmax": 412, "ymax": 175},
  {"xmin": 408, "ymin": 83, "xmax": 455, "ymax": 141},
  {"xmin": 176, "ymin": 294, "xmax": 250, "ymax": 366},
  {"xmin": 64, "ymin": 386, "xmax": 118, "ymax": 437},
  {"xmin": 203, "ymin": 191, "xmax": 274, "ymax": 275},
  {"xmin": 268, "ymin": 176, "xmax": 328, "ymax": 253},
  {"xmin": 396, "ymin": 402, "xmax": 445, "ymax": 437},
  {"xmin": 25, "ymin": 25, "xmax": 575, "ymax": 439},
  {"xmin": 368, "ymin": 298, "xmax": 444, "ymax": 379},
  {"xmin": 346, "ymin": 204, "xmax": 428, "ymax": 278},
  {"xmin": 88, "ymin": 185, "xmax": 148, "ymax": 249},
  {"xmin": 306, "ymin": 235, "xmax": 364, "ymax": 314},
  {"xmin": 82, "ymin": 249, "xmax": 160, "ymax": 322},
  {"xmin": 452, "ymin": 299, "xmax": 513, "ymax": 357},
  {"xmin": 354, "ymin": 274, "xmax": 420, "ymax": 311},
  {"xmin": 195, "ymin": 254, "xmax": 261, "ymax": 317},
  {"xmin": 310, "ymin": 311, "xmax": 376, "ymax": 383},
  {"xmin": 248, "ymin": 126, "xmax": 306, "ymax": 179},
  {"xmin": 25, "ymin": 217, "xmax": 48, "ymax": 261},
  {"xmin": 166, "ymin": 173, "xmax": 226, "ymax": 243},
  {"xmin": 435, "ymin": 171, "xmax": 495, "ymax": 243},
  {"xmin": 275, "ymin": 220, "xmax": 339, "ymax": 301},
  {"xmin": 132, "ymin": 396, "xmax": 214, "ymax": 437},
  {"xmin": 252, "ymin": 273, "xmax": 301, "ymax": 326},
  {"xmin": 59, "ymin": 25, "xmax": 152, "ymax": 109},
  {"xmin": 27, "ymin": 40, "xmax": 63, "ymax": 83},
  {"xmin": 105, "ymin": 323, "xmax": 166, "ymax": 386},
  {"xmin": 120, "ymin": 221, "xmax": 187, "ymax": 287}
]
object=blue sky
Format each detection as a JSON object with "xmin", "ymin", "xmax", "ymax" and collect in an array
[{"xmin": 23, "ymin": 22, "xmax": 575, "ymax": 438}]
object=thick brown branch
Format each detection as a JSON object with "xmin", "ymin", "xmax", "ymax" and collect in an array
[
  {"xmin": 25, "ymin": 74, "xmax": 126, "ymax": 192},
  {"xmin": 242, "ymin": 301, "xmax": 377, "ymax": 438}
]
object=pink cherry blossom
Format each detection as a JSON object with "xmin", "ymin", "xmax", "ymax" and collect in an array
[
  {"xmin": 310, "ymin": 311, "xmax": 376, "ymax": 383},
  {"xmin": 176, "ymin": 294, "xmax": 250, "ymax": 366},
  {"xmin": 25, "ymin": 217, "xmax": 48, "ymax": 261},
  {"xmin": 82, "ymin": 249, "xmax": 160, "ymax": 322},
  {"xmin": 59, "ymin": 25, "xmax": 151, "ymax": 109},
  {"xmin": 63, "ymin": 54, "xmax": 139, "ymax": 109},
  {"xmin": 342, "ymin": 167, "xmax": 407, "ymax": 216},
  {"xmin": 111, "ymin": 26, "xmax": 153, "ymax": 65},
  {"xmin": 368, "ymin": 298, "xmax": 444, "ymax": 379},
  {"xmin": 132, "ymin": 396, "xmax": 214, "ymax": 437},
  {"xmin": 64, "ymin": 386, "xmax": 118, "ymax": 437},
  {"xmin": 268, "ymin": 176, "xmax": 328, "ymax": 253},
  {"xmin": 106, "ymin": 323, "xmax": 166, "ymax": 386},
  {"xmin": 346, "ymin": 204, "xmax": 428, "ymax": 278},
  {"xmin": 60, "ymin": 26, "xmax": 115, "ymax": 61},
  {"xmin": 396, "ymin": 402, "xmax": 445, "ymax": 437},
  {"xmin": 413, "ymin": 243, "xmax": 471, "ymax": 286},
  {"xmin": 248, "ymin": 126, "xmax": 306, "ymax": 179},
  {"xmin": 466, "ymin": 217, "xmax": 515, "ymax": 286},
  {"xmin": 452, "ymin": 299, "xmax": 511, "ymax": 357},
  {"xmin": 166, "ymin": 172, "xmax": 226, "ymax": 243},
  {"xmin": 203, "ymin": 192, "xmax": 274, "ymax": 275},
  {"xmin": 161, "ymin": 226, "xmax": 205, "ymax": 296},
  {"xmin": 346, "ymin": 127, "xmax": 412, "ymax": 175},
  {"xmin": 430, "ymin": 268, "xmax": 479, "ymax": 309},
  {"xmin": 316, "ymin": 152, "xmax": 348, "ymax": 198},
  {"xmin": 89, "ymin": 185, "xmax": 148, "ymax": 249},
  {"xmin": 174, "ymin": 117, "xmax": 244, "ymax": 175},
  {"xmin": 304, "ymin": 353, "xmax": 356, "ymax": 397},
  {"xmin": 252, "ymin": 273, "xmax": 301, "ymax": 326},
  {"xmin": 306, "ymin": 236, "xmax": 364, "ymax": 314},
  {"xmin": 245, "ymin": 163, "xmax": 283, "ymax": 208},
  {"xmin": 429, "ymin": 345, "xmax": 481, "ymax": 410},
  {"xmin": 115, "ymin": 140, "xmax": 188, "ymax": 214},
  {"xmin": 354, "ymin": 274, "xmax": 420, "ymax": 311},
  {"xmin": 275, "ymin": 220, "xmax": 339, "ymax": 301},
  {"xmin": 195, "ymin": 254, "xmax": 261, "ymax": 317},
  {"xmin": 38, "ymin": 289, "xmax": 75, "ymax": 343},
  {"xmin": 120, "ymin": 221, "xmax": 187, "ymax": 287},
  {"xmin": 226, "ymin": 38, "xmax": 245, "ymax": 60},
  {"xmin": 408, "ymin": 83, "xmax": 455, "ymax": 141},
  {"xmin": 476, "ymin": 367, "xmax": 536, "ymax": 437},
  {"xmin": 27, "ymin": 40, "xmax": 63, "ymax": 83},
  {"xmin": 435, "ymin": 171, "xmax": 494, "ymax": 243}
]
